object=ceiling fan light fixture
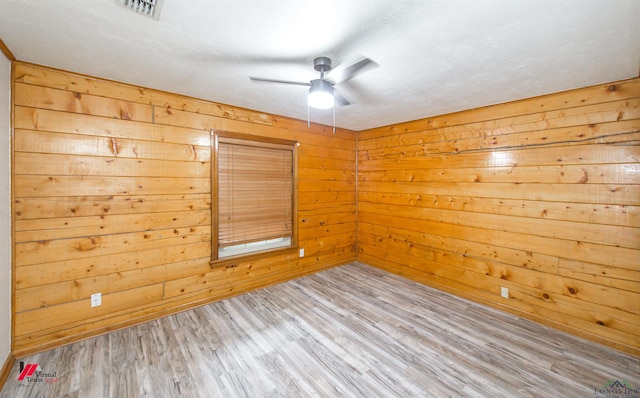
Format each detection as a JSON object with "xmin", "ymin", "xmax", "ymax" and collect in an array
[{"xmin": 308, "ymin": 79, "xmax": 334, "ymax": 109}]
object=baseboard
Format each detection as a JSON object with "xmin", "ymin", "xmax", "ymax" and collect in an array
[{"xmin": 0, "ymin": 352, "xmax": 15, "ymax": 393}]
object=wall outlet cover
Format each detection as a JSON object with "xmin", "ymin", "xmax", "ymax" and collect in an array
[{"xmin": 91, "ymin": 293, "xmax": 102, "ymax": 307}]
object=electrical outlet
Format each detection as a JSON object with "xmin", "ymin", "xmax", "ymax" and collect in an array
[
  {"xmin": 91, "ymin": 293, "xmax": 102, "ymax": 307},
  {"xmin": 500, "ymin": 287, "xmax": 509, "ymax": 299},
  {"xmin": 299, "ymin": 248, "xmax": 305, "ymax": 258}
]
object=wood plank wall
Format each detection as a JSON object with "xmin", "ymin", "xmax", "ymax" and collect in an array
[
  {"xmin": 11, "ymin": 62, "xmax": 356, "ymax": 356},
  {"xmin": 357, "ymin": 78, "xmax": 640, "ymax": 356}
]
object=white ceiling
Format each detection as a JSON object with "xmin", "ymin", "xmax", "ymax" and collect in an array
[{"xmin": 0, "ymin": 0, "xmax": 638, "ymax": 131}]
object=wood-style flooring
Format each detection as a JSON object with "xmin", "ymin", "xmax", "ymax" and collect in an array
[{"xmin": 1, "ymin": 262, "xmax": 638, "ymax": 397}]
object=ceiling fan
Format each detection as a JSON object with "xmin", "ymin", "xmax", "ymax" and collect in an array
[{"xmin": 249, "ymin": 56, "xmax": 377, "ymax": 109}]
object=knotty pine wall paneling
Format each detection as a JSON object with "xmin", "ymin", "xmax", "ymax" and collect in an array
[
  {"xmin": 12, "ymin": 62, "xmax": 356, "ymax": 356},
  {"xmin": 357, "ymin": 78, "xmax": 640, "ymax": 355}
]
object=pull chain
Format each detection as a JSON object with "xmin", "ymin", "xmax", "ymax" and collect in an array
[{"xmin": 333, "ymin": 104, "xmax": 336, "ymax": 134}]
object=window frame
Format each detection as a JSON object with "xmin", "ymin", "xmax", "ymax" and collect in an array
[{"xmin": 211, "ymin": 131, "xmax": 298, "ymax": 266}]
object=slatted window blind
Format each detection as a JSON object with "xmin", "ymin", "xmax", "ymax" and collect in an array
[{"xmin": 216, "ymin": 136, "xmax": 294, "ymax": 258}]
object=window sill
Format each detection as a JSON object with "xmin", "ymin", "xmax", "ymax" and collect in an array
[{"xmin": 210, "ymin": 246, "xmax": 299, "ymax": 269}]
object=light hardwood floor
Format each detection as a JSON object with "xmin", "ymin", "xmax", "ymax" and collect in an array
[{"xmin": 2, "ymin": 262, "xmax": 638, "ymax": 397}]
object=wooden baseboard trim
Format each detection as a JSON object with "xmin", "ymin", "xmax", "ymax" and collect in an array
[{"xmin": 0, "ymin": 352, "xmax": 15, "ymax": 392}]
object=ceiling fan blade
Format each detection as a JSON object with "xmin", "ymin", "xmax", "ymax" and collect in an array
[
  {"xmin": 331, "ymin": 57, "xmax": 378, "ymax": 84},
  {"xmin": 334, "ymin": 88, "xmax": 351, "ymax": 107},
  {"xmin": 249, "ymin": 76, "xmax": 310, "ymax": 86}
]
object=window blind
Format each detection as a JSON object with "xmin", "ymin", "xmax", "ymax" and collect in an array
[{"xmin": 217, "ymin": 139, "xmax": 293, "ymax": 250}]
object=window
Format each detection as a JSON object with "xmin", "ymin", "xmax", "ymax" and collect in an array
[{"xmin": 212, "ymin": 132, "xmax": 297, "ymax": 262}]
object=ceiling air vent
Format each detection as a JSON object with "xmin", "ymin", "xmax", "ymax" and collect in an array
[{"xmin": 115, "ymin": 0, "xmax": 164, "ymax": 20}]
